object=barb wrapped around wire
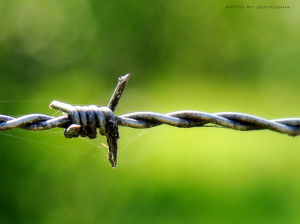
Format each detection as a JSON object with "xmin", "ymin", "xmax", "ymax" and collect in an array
[
  {"xmin": 0, "ymin": 74, "xmax": 300, "ymax": 167},
  {"xmin": 49, "ymin": 101, "xmax": 119, "ymax": 168}
]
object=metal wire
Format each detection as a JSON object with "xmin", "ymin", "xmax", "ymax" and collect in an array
[
  {"xmin": 1, "ymin": 74, "xmax": 299, "ymax": 167},
  {"xmin": 1, "ymin": 109, "xmax": 300, "ymax": 136}
]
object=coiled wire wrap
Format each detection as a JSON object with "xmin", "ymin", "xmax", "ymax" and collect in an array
[{"xmin": 49, "ymin": 101, "xmax": 119, "ymax": 168}]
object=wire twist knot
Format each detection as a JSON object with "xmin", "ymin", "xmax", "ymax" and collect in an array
[
  {"xmin": 64, "ymin": 105, "xmax": 117, "ymax": 139},
  {"xmin": 48, "ymin": 74, "xmax": 130, "ymax": 168},
  {"xmin": 50, "ymin": 101, "xmax": 119, "ymax": 167}
]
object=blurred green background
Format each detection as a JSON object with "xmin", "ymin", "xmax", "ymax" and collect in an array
[{"xmin": 1, "ymin": 0, "xmax": 300, "ymax": 223}]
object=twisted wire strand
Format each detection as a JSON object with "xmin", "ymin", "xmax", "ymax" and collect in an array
[
  {"xmin": 1, "ymin": 108, "xmax": 300, "ymax": 136},
  {"xmin": 117, "ymin": 111, "xmax": 300, "ymax": 136}
]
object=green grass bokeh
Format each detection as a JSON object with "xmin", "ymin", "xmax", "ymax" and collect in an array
[{"xmin": 0, "ymin": 1, "xmax": 300, "ymax": 223}]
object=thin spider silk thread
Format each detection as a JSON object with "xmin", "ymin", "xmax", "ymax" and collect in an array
[
  {"xmin": 119, "ymin": 130, "xmax": 148, "ymax": 153},
  {"xmin": 0, "ymin": 131, "xmax": 100, "ymax": 157}
]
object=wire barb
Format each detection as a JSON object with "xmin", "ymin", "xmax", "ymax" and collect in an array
[
  {"xmin": 49, "ymin": 101, "xmax": 120, "ymax": 167},
  {"xmin": 107, "ymin": 73, "xmax": 130, "ymax": 112},
  {"xmin": 1, "ymin": 74, "xmax": 300, "ymax": 167}
]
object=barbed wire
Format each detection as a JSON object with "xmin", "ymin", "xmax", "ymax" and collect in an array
[
  {"xmin": 1, "ymin": 74, "xmax": 299, "ymax": 167},
  {"xmin": 2, "ymin": 109, "xmax": 300, "ymax": 134}
]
